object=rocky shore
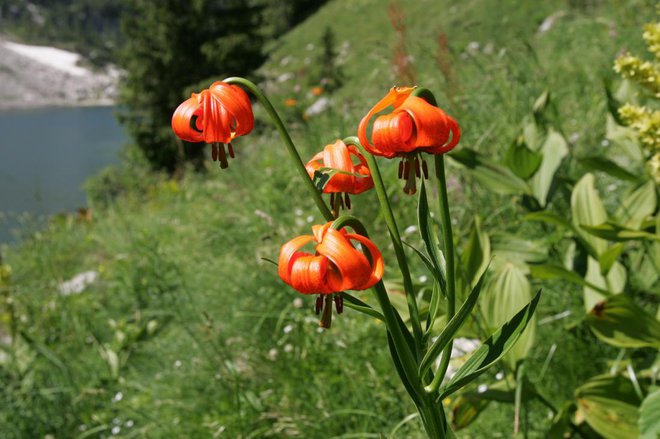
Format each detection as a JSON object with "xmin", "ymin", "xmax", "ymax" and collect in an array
[{"xmin": 0, "ymin": 39, "xmax": 119, "ymax": 110}]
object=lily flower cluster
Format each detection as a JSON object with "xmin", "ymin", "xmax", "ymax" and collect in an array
[{"xmin": 172, "ymin": 81, "xmax": 460, "ymax": 326}]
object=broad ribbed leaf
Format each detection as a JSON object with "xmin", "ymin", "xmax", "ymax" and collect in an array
[
  {"xmin": 571, "ymin": 173, "xmax": 608, "ymax": 256},
  {"xmin": 530, "ymin": 129, "xmax": 568, "ymax": 206},
  {"xmin": 490, "ymin": 233, "xmax": 548, "ymax": 266},
  {"xmin": 615, "ymin": 180, "xmax": 657, "ymax": 230},
  {"xmin": 480, "ymin": 263, "xmax": 535, "ymax": 366},
  {"xmin": 438, "ymin": 290, "xmax": 541, "ymax": 399},
  {"xmin": 503, "ymin": 140, "xmax": 542, "ymax": 180},
  {"xmin": 450, "ymin": 148, "xmax": 531, "ymax": 195},
  {"xmin": 583, "ymin": 256, "xmax": 625, "ymax": 311},
  {"xmin": 586, "ymin": 294, "xmax": 660, "ymax": 348},
  {"xmin": 576, "ymin": 374, "xmax": 641, "ymax": 439},
  {"xmin": 639, "ymin": 389, "xmax": 660, "ymax": 439}
]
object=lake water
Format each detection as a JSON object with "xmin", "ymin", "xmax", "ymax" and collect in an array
[{"xmin": 0, "ymin": 106, "xmax": 126, "ymax": 244}]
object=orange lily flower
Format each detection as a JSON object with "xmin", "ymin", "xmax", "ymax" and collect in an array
[
  {"xmin": 358, "ymin": 86, "xmax": 461, "ymax": 194},
  {"xmin": 305, "ymin": 140, "xmax": 374, "ymax": 212},
  {"xmin": 278, "ymin": 222, "xmax": 384, "ymax": 327},
  {"xmin": 172, "ymin": 81, "xmax": 253, "ymax": 168}
]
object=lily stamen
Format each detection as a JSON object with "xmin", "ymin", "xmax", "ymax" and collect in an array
[{"xmin": 217, "ymin": 142, "xmax": 229, "ymax": 169}]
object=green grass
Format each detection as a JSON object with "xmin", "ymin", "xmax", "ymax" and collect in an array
[{"xmin": 1, "ymin": 0, "xmax": 657, "ymax": 437}]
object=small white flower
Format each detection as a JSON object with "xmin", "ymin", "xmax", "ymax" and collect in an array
[
  {"xmin": 292, "ymin": 298, "xmax": 303, "ymax": 308},
  {"xmin": 174, "ymin": 360, "xmax": 182, "ymax": 368},
  {"xmin": 267, "ymin": 348, "xmax": 278, "ymax": 361},
  {"xmin": 477, "ymin": 384, "xmax": 488, "ymax": 393},
  {"xmin": 112, "ymin": 391, "xmax": 123, "ymax": 402},
  {"xmin": 111, "ymin": 426, "xmax": 121, "ymax": 435},
  {"xmin": 283, "ymin": 324, "xmax": 293, "ymax": 334},
  {"xmin": 294, "ymin": 208, "xmax": 303, "ymax": 216},
  {"xmin": 419, "ymin": 275, "xmax": 428, "ymax": 283},
  {"xmin": 601, "ymin": 139, "xmax": 610, "ymax": 147},
  {"xmin": 495, "ymin": 371, "xmax": 504, "ymax": 380},
  {"xmin": 306, "ymin": 215, "xmax": 314, "ymax": 223},
  {"xmin": 283, "ymin": 344, "xmax": 293, "ymax": 353},
  {"xmin": 125, "ymin": 420, "xmax": 134, "ymax": 428}
]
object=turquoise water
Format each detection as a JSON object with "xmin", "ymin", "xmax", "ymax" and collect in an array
[{"xmin": 0, "ymin": 106, "xmax": 126, "ymax": 244}]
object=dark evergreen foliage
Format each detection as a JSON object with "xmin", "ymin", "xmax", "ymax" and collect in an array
[{"xmin": 118, "ymin": 0, "xmax": 266, "ymax": 172}]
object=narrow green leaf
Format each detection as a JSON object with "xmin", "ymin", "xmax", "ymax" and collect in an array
[
  {"xmin": 503, "ymin": 139, "xmax": 543, "ymax": 180},
  {"xmin": 598, "ymin": 243, "xmax": 625, "ymax": 275},
  {"xmin": 387, "ymin": 333, "xmax": 423, "ymax": 408},
  {"xmin": 438, "ymin": 290, "xmax": 542, "ymax": 399},
  {"xmin": 418, "ymin": 180, "xmax": 444, "ymax": 281},
  {"xmin": 462, "ymin": 216, "xmax": 490, "ymax": 289},
  {"xmin": 523, "ymin": 211, "xmax": 573, "ymax": 230},
  {"xmin": 419, "ymin": 270, "xmax": 488, "ymax": 375},
  {"xmin": 576, "ymin": 374, "xmax": 641, "ymax": 439},
  {"xmin": 403, "ymin": 240, "xmax": 446, "ymax": 292},
  {"xmin": 530, "ymin": 129, "xmax": 568, "ymax": 206},
  {"xmin": 639, "ymin": 389, "xmax": 660, "ymax": 439},
  {"xmin": 424, "ymin": 282, "xmax": 442, "ymax": 336},
  {"xmin": 578, "ymin": 155, "xmax": 640, "ymax": 182},
  {"xmin": 341, "ymin": 292, "xmax": 385, "ymax": 322},
  {"xmin": 581, "ymin": 222, "xmax": 660, "ymax": 242},
  {"xmin": 586, "ymin": 295, "xmax": 660, "ymax": 349}
]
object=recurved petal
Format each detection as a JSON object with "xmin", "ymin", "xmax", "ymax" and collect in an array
[
  {"xmin": 209, "ymin": 82, "xmax": 254, "ymax": 138},
  {"xmin": 371, "ymin": 111, "xmax": 416, "ymax": 156},
  {"xmin": 278, "ymin": 235, "xmax": 315, "ymax": 285},
  {"xmin": 289, "ymin": 254, "xmax": 332, "ymax": 294},
  {"xmin": 344, "ymin": 233, "xmax": 384, "ymax": 289},
  {"xmin": 422, "ymin": 115, "xmax": 461, "ymax": 154},
  {"xmin": 358, "ymin": 87, "xmax": 415, "ymax": 156},
  {"xmin": 322, "ymin": 140, "xmax": 354, "ymax": 192},
  {"xmin": 316, "ymin": 228, "xmax": 372, "ymax": 291},
  {"xmin": 172, "ymin": 95, "xmax": 205, "ymax": 143},
  {"xmin": 201, "ymin": 90, "xmax": 233, "ymax": 143}
]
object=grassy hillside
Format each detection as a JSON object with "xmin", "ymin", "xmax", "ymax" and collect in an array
[{"xmin": 1, "ymin": 0, "xmax": 656, "ymax": 437}]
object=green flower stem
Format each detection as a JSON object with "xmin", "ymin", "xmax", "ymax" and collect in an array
[
  {"xmin": 329, "ymin": 216, "xmax": 420, "ymax": 392},
  {"xmin": 342, "ymin": 137, "xmax": 424, "ymax": 355},
  {"xmin": 223, "ymin": 77, "xmax": 333, "ymax": 221},
  {"xmin": 432, "ymin": 153, "xmax": 457, "ymax": 389},
  {"xmin": 409, "ymin": 87, "xmax": 457, "ymax": 393}
]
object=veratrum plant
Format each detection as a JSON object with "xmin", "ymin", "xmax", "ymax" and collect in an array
[{"xmin": 171, "ymin": 79, "xmax": 541, "ymax": 438}]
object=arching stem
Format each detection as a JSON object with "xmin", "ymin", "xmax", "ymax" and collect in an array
[{"xmin": 223, "ymin": 77, "xmax": 333, "ymax": 221}]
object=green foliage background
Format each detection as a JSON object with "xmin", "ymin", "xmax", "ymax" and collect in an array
[{"xmin": 0, "ymin": 0, "xmax": 658, "ymax": 437}]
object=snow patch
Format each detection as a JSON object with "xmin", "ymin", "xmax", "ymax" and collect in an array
[{"xmin": 2, "ymin": 41, "xmax": 91, "ymax": 77}]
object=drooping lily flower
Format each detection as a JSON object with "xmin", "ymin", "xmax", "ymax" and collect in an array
[
  {"xmin": 172, "ymin": 81, "xmax": 254, "ymax": 168},
  {"xmin": 358, "ymin": 86, "xmax": 461, "ymax": 194},
  {"xmin": 305, "ymin": 140, "xmax": 374, "ymax": 213},
  {"xmin": 278, "ymin": 222, "xmax": 384, "ymax": 327}
]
